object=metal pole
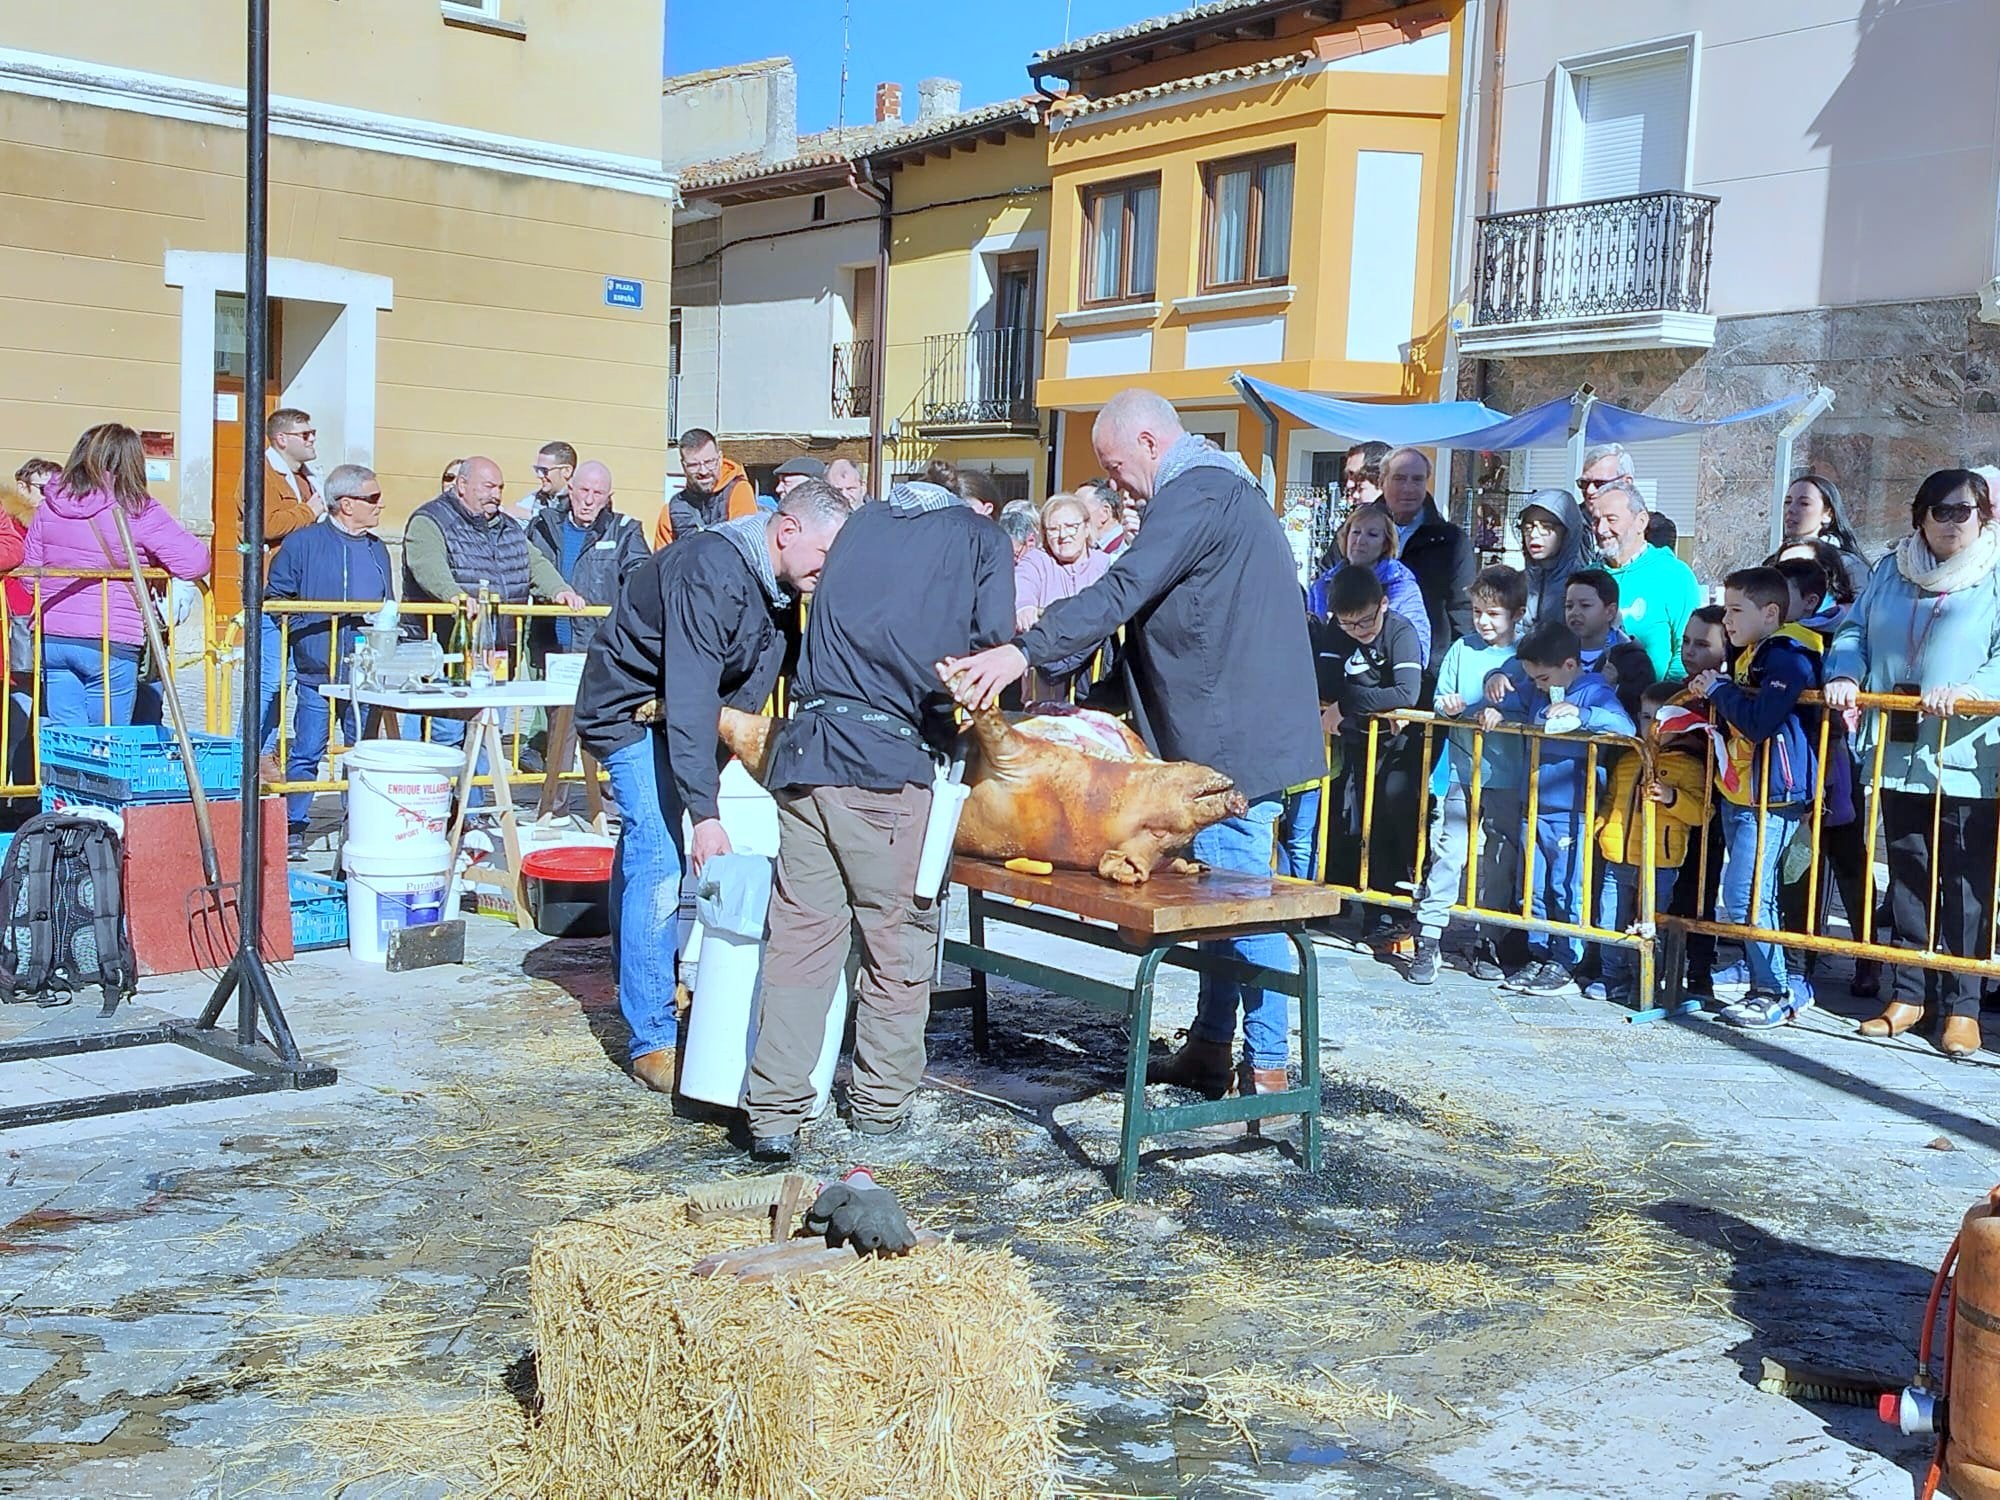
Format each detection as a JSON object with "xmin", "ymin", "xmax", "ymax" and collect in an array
[{"xmin": 237, "ymin": 0, "xmax": 271, "ymax": 1047}]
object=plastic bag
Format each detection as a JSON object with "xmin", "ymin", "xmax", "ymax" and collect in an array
[{"xmin": 695, "ymin": 852, "xmax": 773, "ymax": 939}]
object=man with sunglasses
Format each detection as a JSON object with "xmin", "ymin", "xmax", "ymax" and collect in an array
[
  {"xmin": 519, "ymin": 440, "xmax": 576, "ymax": 526},
  {"xmin": 266, "ymin": 464, "xmax": 396, "ymax": 857},
  {"xmin": 248, "ymin": 408, "xmax": 321, "ymax": 785}
]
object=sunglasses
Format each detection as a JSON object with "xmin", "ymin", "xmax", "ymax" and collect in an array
[
  {"xmin": 354, "ymin": 491, "xmax": 384, "ymax": 503},
  {"xmin": 533, "ymin": 465, "xmax": 555, "ymax": 477},
  {"xmin": 1576, "ymin": 476, "xmax": 1611, "ymax": 491},
  {"xmin": 280, "ymin": 429, "xmax": 316, "ymax": 441},
  {"xmin": 1928, "ymin": 501, "xmax": 1978, "ymax": 524}
]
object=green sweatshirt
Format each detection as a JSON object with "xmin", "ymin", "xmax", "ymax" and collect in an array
[{"xmin": 1604, "ymin": 543, "xmax": 1702, "ymax": 678}]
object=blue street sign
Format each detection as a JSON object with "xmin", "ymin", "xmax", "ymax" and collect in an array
[{"xmin": 604, "ymin": 277, "xmax": 644, "ymax": 309}]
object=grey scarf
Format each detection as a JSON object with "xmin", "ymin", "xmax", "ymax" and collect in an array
[
  {"xmin": 712, "ymin": 513, "xmax": 791, "ymax": 607},
  {"xmin": 888, "ymin": 480, "xmax": 959, "ymax": 514},
  {"xmin": 1153, "ymin": 432, "xmax": 1259, "ymax": 493}
]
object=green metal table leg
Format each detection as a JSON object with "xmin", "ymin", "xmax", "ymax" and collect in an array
[
  {"xmin": 1116, "ymin": 946, "xmax": 1167, "ymax": 1200},
  {"xmin": 967, "ymin": 892, "xmax": 990, "ymax": 1057},
  {"xmin": 1290, "ymin": 930, "xmax": 1322, "ymax": 1173}
]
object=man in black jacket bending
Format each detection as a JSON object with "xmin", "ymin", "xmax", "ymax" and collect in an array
[
  {"xmin": 743, "ymin": 480, "xmax": 1014, "ymax": 1161},
  {"xmin": 941, "ymin": 387, "xmax": 1324, "ymax": 1102},
  {"xmin": 575, "ymin": 479, "xmax": 853, "ymax": 1095}
]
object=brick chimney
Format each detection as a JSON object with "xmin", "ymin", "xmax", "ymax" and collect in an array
[
  {"xmin": 874, "ymin": 82, "xmax": 903, "ymax": 123},
  {"xmin": 917, "ymin": 77, "xmax": 961, "ymax": 121}
]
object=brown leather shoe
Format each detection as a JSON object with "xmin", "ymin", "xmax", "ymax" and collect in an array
[
  {"xmin": 1859, "ymin": 1002, "xmax": 1924, "ymax": 1038},
  {"xmin": 258, "ymin": 752, "xmax": 284, "ymax": 788},
  {"xmin": 630, "ymin": 1047, "xmax": 677, "ymax": 1094},
  {"xmin": 1239, "ymin": 1061, "xmax": 1294, "ymax": 1132},
  {"xmin": 1942, "ymin": 1016, "xmax": 1984, "ymax": 1059},
  {"xmin": 1146, "ymin": 1036, "xmax": 1233, "ymax": 1095}
]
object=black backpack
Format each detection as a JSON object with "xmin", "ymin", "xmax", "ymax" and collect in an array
[{"xmin": 0, "ymin": 813, "xmax": 138, "ymax": 1016}]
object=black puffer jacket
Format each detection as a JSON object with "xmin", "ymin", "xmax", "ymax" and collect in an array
[{"xmin": 525, "ymin": 504, "xmax": 651, "ymax": 659}]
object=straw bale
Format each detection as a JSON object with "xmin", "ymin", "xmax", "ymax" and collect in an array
[{"xmin": 517, "ymin": 1195, "xmax": 1062, "ymax": 1500}]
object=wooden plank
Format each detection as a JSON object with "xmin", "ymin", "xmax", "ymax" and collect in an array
[{"xmin": 948, "ymin": 856, "xmax": 1342, "ymax": 939}]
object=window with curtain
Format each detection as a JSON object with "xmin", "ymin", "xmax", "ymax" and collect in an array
[
  {"xmin": 1082, "ymin": 176, "xmax": 1161, "ymax": 305},
  {"xmin": 1203, "ymin": 150, "xmax": 1295, "ymax": 291}
]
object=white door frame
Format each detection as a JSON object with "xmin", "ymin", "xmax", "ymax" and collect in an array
[{"xmin": 164, "ymin": 251, "xmax": 394, "ymax": 530}]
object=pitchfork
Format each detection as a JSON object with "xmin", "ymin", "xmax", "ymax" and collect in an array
[{"xmin": 109, "ymin": 508, "xmax": 239, "ymax": 966}]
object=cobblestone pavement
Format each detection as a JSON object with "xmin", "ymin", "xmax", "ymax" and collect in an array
[{"xmin": 0, "ymin": 903, "xmax": 1988, "ymax": 1498}]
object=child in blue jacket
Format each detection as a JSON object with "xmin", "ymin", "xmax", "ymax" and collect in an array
[
  {"xmin": 1484, "ymin": 619, "xmax": 1636, "ymax": 995},
  {"xmin": 1686, "ymin": 565, "xmax": 1821, "ymax": 1028}
]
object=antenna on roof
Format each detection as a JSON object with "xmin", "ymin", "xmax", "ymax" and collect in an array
[
  {"xmin": 837, "ymin": 0, "xmax": 852, "ymax": 135},
  {"xmin": 1064, "ymin": 0, "xmax": 1074, "ymax": 43}
]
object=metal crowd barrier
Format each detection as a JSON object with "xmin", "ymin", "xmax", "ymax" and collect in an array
[
  {"xmin": 0, "ymin": 569, "xmax": 219, "ymax": 799},
  {"xmin": 255, "ymin": 596, "xmax": 613, "ymax": 804},
  {"xmin": 1322, "ymin": 691, "xmax": 2000, "ymax": 1023}
]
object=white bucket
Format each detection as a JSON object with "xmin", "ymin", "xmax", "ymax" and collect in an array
[
  {"xmin": 345, "ymin": 740, "xmax": 460, "ymax": 853},
  {"xmin": 679, "ymin": 763, "xmax": 847, "ymax": 1113},
  {"xmin": 345, "ymin": 842, "xmax": 452, "ymax": 964}
]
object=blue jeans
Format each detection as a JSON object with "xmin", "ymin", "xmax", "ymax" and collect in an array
[
  {"xmin": 41, "ymin": 637, "xmax": 138, "ymax": 726},
  {"xmin": 1188, "ymin": 797, "xmax": 1296, "ymax": 1069},
  {"xmin": 1720, "ymin": 800, "xmax": 1803, "ymax": 994},
  {"xmin": 1528, "ymin": 811, "xmax": 1586, "ymax": 969},
  {"xmin": 1276, "ymin": 785, "xmax": 1320, "ymax": 880},
  {"xmin": 256, "ymin": 612, "xmax": 289, "ymax": 756},
  {"xmin": 1597, "ymin": 861, "xmax": 1679, "ymax": 989},
  {"xmin": 605, "ymin": 732, "xmax": 685, "ymax": 1059},
  {"xmin": 286, "ymin": 673, "xmax": 358, "ymax": 828}
]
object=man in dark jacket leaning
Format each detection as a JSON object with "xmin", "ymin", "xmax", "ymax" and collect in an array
[
  {"xmin": 941, "ymin": 387, "xmax": 1325, "ymax": 1102},
  {"xmin": 574, "ymin": 479, "xmax": 853, "ymax": 1095},
  {"xmin": 1380, "ymin": 444, "xmax": 1475, "ymax": 678},
  {"xmin": 525, "ymin": 459, "xmax": 650, "ymax": 661},
  {"xmin": 265, "ymin": 463, "xmax": 396, "ymax": 855}
]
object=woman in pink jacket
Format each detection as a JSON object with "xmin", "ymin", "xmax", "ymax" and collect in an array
[{"xmin": 26, "ymin": 423, "xmax": 210, "ymax": 726}]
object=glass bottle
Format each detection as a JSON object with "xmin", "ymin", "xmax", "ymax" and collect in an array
[{"xmin": 469, "ymin": 580, "xmax": 496, "ymax": 687}]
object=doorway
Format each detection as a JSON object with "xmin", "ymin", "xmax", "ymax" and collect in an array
[{"xmin": 992, "ymin": 252, "xmax": 1037, "ymax": 419}]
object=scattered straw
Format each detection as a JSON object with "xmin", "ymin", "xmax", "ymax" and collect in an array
[{"xmin": 515, "ymin": 1195, "xmax": 1064, "ymax": 1500}]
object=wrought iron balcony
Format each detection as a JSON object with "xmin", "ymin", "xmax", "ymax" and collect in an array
[
  {"xmin": 920, "ymin": 327, "xmax": 1041, "ymax": 431},
  {"xmin": 1464, "ymin": 190, "xmax": 1719, "ymax": 353},
  {"xmin": 831, "ymin": 339, "xmax": 874, "ymax": 419}
]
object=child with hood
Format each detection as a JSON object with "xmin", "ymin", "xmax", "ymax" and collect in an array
[{"xmin": 1518, "ymin": 489, "xmax": 1593, "ymax": 626}]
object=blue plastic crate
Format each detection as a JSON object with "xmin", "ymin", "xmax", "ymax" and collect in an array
[
  {"xmin": 39, "ymin": 725, "xmax": 242, "ymax": 805},
  {"xmin": 289, "ymin": 872, "xmax": 348, "ymax": 952}
]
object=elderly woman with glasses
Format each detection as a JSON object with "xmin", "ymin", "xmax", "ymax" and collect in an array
[
  {"xmin": 1013, "ymin": 492, "xmax": 1114, "ymax": 700},
  {"xmin": 1825, "ymin": 468, "xmax": 2000, "ymax": 1057}
]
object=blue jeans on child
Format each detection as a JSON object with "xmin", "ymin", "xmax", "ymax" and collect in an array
[
  {"xmin": 41, "ymin": 636, "xmax": 138, "ymax": 726},
  {"xmin": 1596, "ymin": 861, "xmax": 1680, "ymax": 991},
  {"xmin": 1187, "ymin": 798, "xmax": 1295, "ymax": 1070},
  {"xmin": 1719, "ymin": 801, "xmax": 1803, "ymax": 994},
  {"xmin": 1528, "ymin": 812, "xmax": 1587, "ymax": 970},
  {"xmin": 604, "ymin": 732, "xmax": 686, "ymax": 1061}
]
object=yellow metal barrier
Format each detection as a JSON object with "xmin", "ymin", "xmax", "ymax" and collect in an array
[
  {"xmin": 1327, "ymin": 688, "xmax": 2000, "ymax": 1026},
  {"xmin": 1322, "ymin": 709, "xmax": 1665, "ymax": 1017},
  {"xmin": 0, "ymin": 570, "xmax": 219, "ymax": 801},
  {"xmin": 256, "ymin": 595, "xmax": 613, "ymax": 804}
]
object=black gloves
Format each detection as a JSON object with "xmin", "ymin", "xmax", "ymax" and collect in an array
[{"xmin": 805, "ymin": 1170, "xmax": 916, "ymax": 1255}]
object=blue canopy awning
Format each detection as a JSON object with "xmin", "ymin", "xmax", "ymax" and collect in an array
[{"xmin": 1234, "ymin": 374, "xmax": 1817, "ymax": 451}]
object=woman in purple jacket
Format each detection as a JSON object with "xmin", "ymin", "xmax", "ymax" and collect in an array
[{"xmin": 26, "ymin": 423, "xmax": 211, "ymax": 726}]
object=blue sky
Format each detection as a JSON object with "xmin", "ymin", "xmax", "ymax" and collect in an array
[{"xmin": 664, "ymin": 0, "xmax": 1170, "ymax": 133}]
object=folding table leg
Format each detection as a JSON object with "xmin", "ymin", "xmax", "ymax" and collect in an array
[
  {"xmin": 1290, "ymin": 930, "xmax": 1323, "ymax": 1174},
  {"xmin": 1116, "ymin": 946, "xmax": 1167, "ymax": 1201},
  {"xmin": 967, "ymin": 892, "xmax": 990, "ymax": 1057}
]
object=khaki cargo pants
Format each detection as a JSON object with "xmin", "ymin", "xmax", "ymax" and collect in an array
[{"xmin": 744, "ymin": 782, "xmax": 937, "ymax": 1138}]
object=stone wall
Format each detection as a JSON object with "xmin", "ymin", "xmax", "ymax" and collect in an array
[{"xmin": 1467, "ymin": 297, "xmax": 2000, "ymax": 579}]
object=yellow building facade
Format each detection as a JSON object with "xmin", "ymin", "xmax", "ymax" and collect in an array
[
  {"xmin": 0, "ymin": 0, "xmax": 674, "ymax": 600},
  {"xmin": 1034, "ymin": 1, "xmax": 1467, "ymax": 499},
  {"xmin": 877, "ymin": 107, "xmax": 1051, "ymax": 504}
]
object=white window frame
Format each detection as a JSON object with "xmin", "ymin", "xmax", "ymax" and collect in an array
[
  {"xmin": 443, "ymin": 0, "xmax": 502, "ymax": 17},
  {"xmin": 1548, "ymin": 33, "xmax": 1701, "ymax": 206}
]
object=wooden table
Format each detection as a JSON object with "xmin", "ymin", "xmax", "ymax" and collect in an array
[
  {"xmin": 934, "ymin": 857, "xmax": 1343, "ymax": 1199},
  {"xmin": 324, "ymin": 681, "xmax": 604, "ymax": 930}
]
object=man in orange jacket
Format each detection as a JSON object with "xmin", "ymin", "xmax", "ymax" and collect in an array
[{"xmin": 655, "ymin": 428, "xmax": 759, "ymax": 547}]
